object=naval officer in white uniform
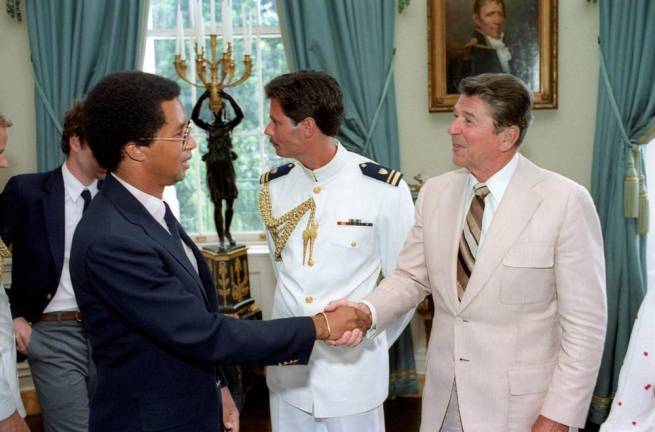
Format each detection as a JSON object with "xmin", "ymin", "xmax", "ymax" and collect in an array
[{"xmin": 259, "ymin": 70, "xmax": 414, "ymax": 432}]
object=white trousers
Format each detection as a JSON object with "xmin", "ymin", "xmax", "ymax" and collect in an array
[{"xmin": 269, "ymin": 391, "xmax": 385, "ymax": 432}]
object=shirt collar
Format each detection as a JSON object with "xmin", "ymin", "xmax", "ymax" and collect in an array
[
  {"xmin": 467, "ymin": 151, "xmax": 520, "ymax": 203},
  {"xmin": 61, "ymin": 162, "xmax": 98, "ymax": 202},
  {"xmin": 111, "ymin": 173, "xmax": 166, "ymax": 225},
  {"xmin": 300, "ymin": 140, "xmax": 349, "ymax": 183}
]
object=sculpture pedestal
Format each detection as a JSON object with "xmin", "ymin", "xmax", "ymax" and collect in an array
[
  {"xmin": 201, "ymin": 244, "xmax": 263, "ymax": 409},
  {"xmin": 202, "ymin": 244, "xmax": 261, "ymax": 318}
]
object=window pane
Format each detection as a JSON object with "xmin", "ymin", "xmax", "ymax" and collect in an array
[
  {"xmin": 260, "ymin": 0, "xmax": 279, "ymax": 27},
  {"xmin": 261, "ymin": 36, "xmax": 287, "ymax": 88}
]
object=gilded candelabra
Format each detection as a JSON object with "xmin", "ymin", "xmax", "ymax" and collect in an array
[{"xmin": 174, "ymin": 35, "xmax": 252, "ymax": 115}]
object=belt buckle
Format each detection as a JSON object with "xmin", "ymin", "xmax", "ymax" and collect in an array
[{"xmin": 74, "ymin": 311, "xmax": 82, "ymax": 322}]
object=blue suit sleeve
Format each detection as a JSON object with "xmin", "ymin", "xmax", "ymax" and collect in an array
[{"xmin": 82, "ymin": 235, "xmax": 315, "ymax": 367}]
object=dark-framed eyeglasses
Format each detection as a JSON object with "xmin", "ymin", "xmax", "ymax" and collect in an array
[{"xmin": 138, "ymin": 121, "xmax": 193, "ymax": 150}]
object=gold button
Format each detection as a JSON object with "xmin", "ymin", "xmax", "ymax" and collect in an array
[
  {"xmin": 313, "ymin": 186, "xmax": 321, "ymax": 194},
  {"xmin": 305, "ymin": 296, "xmax": 313, "ymax": 304},
  {"xmin": 46, "ymin": 294, "xmax": 53, "ymax": 300},
  {"xmin": 308, "ymin": 258, "xmax": 315, "ymax": 267},
  {"xmin": 350, "ymin": 241, "xmax": 357, "ymax": 247}
]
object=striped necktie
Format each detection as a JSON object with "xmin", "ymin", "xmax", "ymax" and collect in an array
[{"xmin": 457, "ymin": 183, "xmax": 490, "ymax": 301}]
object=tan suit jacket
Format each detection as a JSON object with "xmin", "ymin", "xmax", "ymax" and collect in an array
[{"xmin": 366, "ymin": 155, "xmax": 607, "ymax": 431}]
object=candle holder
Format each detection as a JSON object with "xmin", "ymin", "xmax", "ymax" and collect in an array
[{"xmin": 174, "ymin": 35, "xmax": 252, "ymax": 115}]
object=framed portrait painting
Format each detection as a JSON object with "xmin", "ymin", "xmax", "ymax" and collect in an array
[{"xmin": 428, "ymin": 0, "xmax": 558, "ymax": 112}]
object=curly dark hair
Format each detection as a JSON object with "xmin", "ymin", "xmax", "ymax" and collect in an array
[
  {"xmin": 264, "ymin": 70, "xmax": 343, "ymax": 136},
  {"xmin": 459, "ymin": 73, "xmax": 533, "ymax": 146},
  {"xmin": 60, "ymin": 99, "xmax": 86, "ymax": 155},
  {"xmin": 84, "ymin": 71, "xmax": 180, "ymax": 171}
]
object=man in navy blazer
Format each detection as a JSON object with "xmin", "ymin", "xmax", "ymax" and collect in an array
[
  {"xmin": 0, "ymin": 102, "xmax": 105, "ymax": 432},
  {"xmin": 70, "ymin": 71, "xmax": 369, "ymax": 432}
]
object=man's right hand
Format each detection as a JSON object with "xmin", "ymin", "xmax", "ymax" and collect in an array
[
  {"xmin": 312, "ymin": 306, "xmax": 370, "ymax": 341},
  {"xmin": 13, "ymin": 317, "xmax": 31, "ymax": 355},
  {"xmin": 0, "ymin": 410, "xmax": 29, "ymax": 432}
]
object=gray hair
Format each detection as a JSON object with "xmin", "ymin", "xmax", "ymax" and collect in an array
[{"xmin": 0, "ymin": 113, "xmax": 13, "ymax": 128}]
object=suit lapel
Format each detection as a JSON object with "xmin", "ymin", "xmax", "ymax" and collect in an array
[
  {"xmin": 430, "ymin": 170, "xmax": 469, "ymax": 314},
  {"xmin": 179, "ymin": 229, "xmax": 211, "ymax": 307},
  {"xmin": 42, "ymin": 168, "xmax": 65, "ymax": 279},
  {"xmin": 459, "ymin": 155, "xmax": 544, "ymax": 311},
  {"xmin": 103, "ymin": 176, "xmax": 210, "ymax": 308}
]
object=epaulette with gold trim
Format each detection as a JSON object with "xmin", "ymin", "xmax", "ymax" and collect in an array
[
  {"xmin": 359, "ymin": 162, "xmax": 403, "ymax": 187},
  {"xmin": 259, "ymin": 163, "xmax": 295, "ymax": 184}
]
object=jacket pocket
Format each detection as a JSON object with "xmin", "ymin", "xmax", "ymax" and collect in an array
[
  {"xmin": 508, "ymin": 363, "xmax": 556, "ymax": 395},
  {"xmin": 328, "ymin": 226, "xmax": 374, "ymax": 251},
  {"xmin": 500, "ymin": 244, "xmax": 555, "ymax": 304}
]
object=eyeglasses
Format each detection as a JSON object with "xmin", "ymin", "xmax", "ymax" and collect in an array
[{"xmin": 138, "ymin": 121, "xmax": 193, "ymax": 150}]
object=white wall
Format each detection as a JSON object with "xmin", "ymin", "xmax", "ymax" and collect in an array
[
  {"xmin": 0, "ymin": 11, "xmax": 36, "ymax": 185},
  {"xmin": 395, "ymin": 1, "xmax": 600, "ymax": 189}
]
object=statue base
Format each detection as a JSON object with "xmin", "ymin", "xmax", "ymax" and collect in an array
[{"xmin": 201, "ymin": 244, "xmax": 261, "ymax": 318}]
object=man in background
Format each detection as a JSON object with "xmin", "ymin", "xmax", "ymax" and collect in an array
[
  {"xmin": 0, "ymin": 103, "xmax": 105, "ymax": 432},
  {"xmin": 260, "ymin": 70, "xmax": 415, "ymax": 431},
  {"xmin": 70, "ymin": 70, "xmax": 368, "ymax": 432},
  {"xmin": 0, "ymin": 113, "xmax": 29, "ymax": 432}
]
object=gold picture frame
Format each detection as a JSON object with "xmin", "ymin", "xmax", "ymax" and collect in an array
[{"xmin": 428, "ymin": 0, "xmax": 558, "ymax": 112}]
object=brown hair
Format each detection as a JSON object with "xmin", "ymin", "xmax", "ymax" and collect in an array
[
  {"xmin": 265, "ymin": 70, "xmax": 343, "ymax": 136},
  {"xmin": 459, "ymin": 73, "xmax": 533, "ymax": 146},
  {"xmin": 473, "ymin": 0, "xmax": 506, "ymax": 16},
  {"xmin": 60, "ymin": 100, "xmax": 86, "ymax": 155}
]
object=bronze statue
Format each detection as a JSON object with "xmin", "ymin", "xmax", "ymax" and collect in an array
[{"xmin": 191, "ymin": 89, "xmax": 244, "ymax": 250}]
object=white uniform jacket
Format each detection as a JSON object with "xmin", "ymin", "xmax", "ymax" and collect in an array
[{"xmin": 262, "ymin": 143, "xmax": 414, "ymax": 417}]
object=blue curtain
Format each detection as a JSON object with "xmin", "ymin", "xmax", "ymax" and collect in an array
[
  {"xmin": 589, "ymin": 1, "xmax": 655, "ymax": 424},
  {"xmin": 278, "ymin": 0, "xmax": 418, "ymax": 398},
  {"xmin": 278, "ymin": 0, "xmax": 401, "ymax": 169},
  {"xmin": 26, "ymin": 0, "xmax": 148, "ymax": 172}
]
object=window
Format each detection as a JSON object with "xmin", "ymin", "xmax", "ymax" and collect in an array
[{"xmin": 143, "ymin": 0, "xmax": 287, "ymax": 238}]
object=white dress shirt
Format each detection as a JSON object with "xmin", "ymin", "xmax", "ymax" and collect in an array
[
  {"xmin": 112, "ymin": 174, "xmax": 198, "ymax": 273},
  {"xmin": 43, "ymin": 163, "xmax": 99, "ymax": 313}
]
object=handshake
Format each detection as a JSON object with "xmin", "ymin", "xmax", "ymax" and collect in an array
[{"xmin": 311, "ymin": 300, "xmax": 372, "ymax": 347}]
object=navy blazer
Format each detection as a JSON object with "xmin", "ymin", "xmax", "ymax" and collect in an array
[
  {"xmin": 70, "ymin": 174, "xmax": 315, "ymax": 432},
  {"xmin": 0, "ymin": 168, "xmax": 66, "ymax": 322}
]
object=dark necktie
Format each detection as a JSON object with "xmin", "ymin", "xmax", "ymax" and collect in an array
[
  {"xmin": 81, "ymin": 189, "xmax": 92, "ymax": 213},
  {"xmin": 164, "ymin": 202, "xmax": 182, "ymax": 243},
  {"xmin": 456, "ymin": 183, "xmax": 490, "ymax": 301}
]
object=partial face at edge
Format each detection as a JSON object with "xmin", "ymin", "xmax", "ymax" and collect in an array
[{"xmin": 0, "ymin": 126, "xmax": 8, "ymax": 168}]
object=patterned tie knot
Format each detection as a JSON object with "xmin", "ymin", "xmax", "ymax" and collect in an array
[{"xmin": 474, "ymin": 183, "xmax": 489, "ymax": 199}]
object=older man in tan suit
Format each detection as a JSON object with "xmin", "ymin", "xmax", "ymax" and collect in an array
[{"xmin": 329, "ymin": 73, "xmax": 607, "ymax": 432}]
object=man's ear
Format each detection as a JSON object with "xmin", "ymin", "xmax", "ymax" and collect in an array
[
  {"xmin": 124, "ymin": 142, "xmax": 147, "ymax": 162},
  {"xmin": 301, "ymin": 117, "xmax": 318, "ymax": 139},
  {"xmin": 69, "ymin": 135, "xmax": 82, "ymax": 153},
  {"xmin": 499, "ymin": 125, "xmax": 520, "ymax": 151}
]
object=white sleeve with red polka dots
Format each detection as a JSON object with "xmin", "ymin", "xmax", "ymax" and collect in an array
[{"xmin": 601, "ymin": 287, "xmax": 655, "ymax": 431}]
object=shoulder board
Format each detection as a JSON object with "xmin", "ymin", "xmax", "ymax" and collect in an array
[
  {"xmin": 359, "ymin": 162, "xmax": 403, "ymax": 187},
  {"xmin": 259, "ymin": 163, "xmax": 295, "ymax": 184}
]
